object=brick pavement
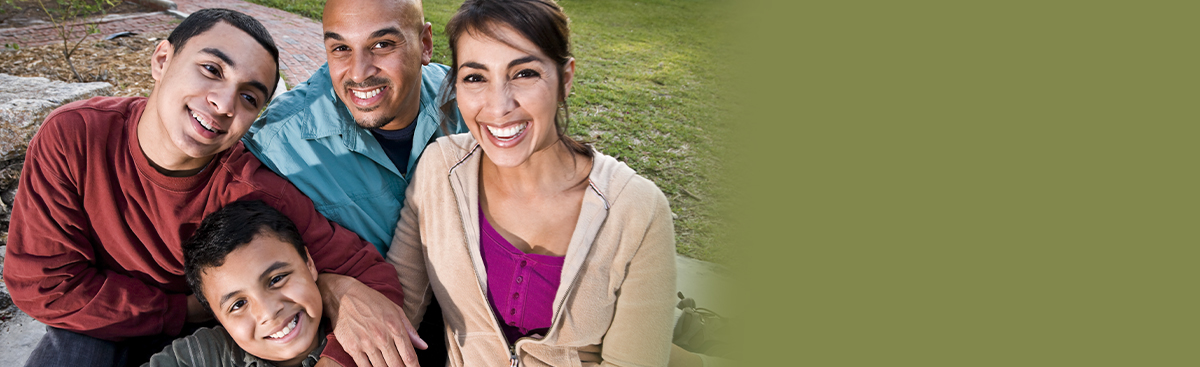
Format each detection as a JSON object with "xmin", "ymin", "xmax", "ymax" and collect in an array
[
  {"xmin": 174, "ymin": 0, "xmax": 327, "ymax": 84},
  {"xmin": 0, "ymin": 12, "xmax": 179, "ymax": 50},
  {"xmin": 0, "ymin": 0, "xmax": 328, "ymax": 86}
]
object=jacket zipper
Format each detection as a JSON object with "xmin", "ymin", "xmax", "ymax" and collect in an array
[
  {"xmin": 449, "ymin": 144, "xmax": 588, "ymax": 367},
  {"xmin": 450, "ymin": 163, "xmax": 521, "ymax": 366}
]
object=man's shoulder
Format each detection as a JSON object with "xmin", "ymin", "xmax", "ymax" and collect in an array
[
  {"xmin": 247, "ymin": 65, "xmax": 340, "ymax": 145},
  {"xmin": 214, "ymin": 143, "xmax": 292, "ymax": 195},
  {"xmin": 420, "ymin": 63, "xmax": 452, "ymax": 91}
]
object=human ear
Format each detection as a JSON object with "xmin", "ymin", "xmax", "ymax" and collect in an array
[
  {"xmin": 560, "ymin": 57, "xmax": 575, "ymax": 100},
  {"xmin": 150, "ymin": 40, "xmax": 174, "ymax": 82},
  {"xmin": 420, "ymin": 22, "xmax": 433, "ymax": 66},
  {"xmin": 304, "ymin": 248, "xmax": 318, "ymax": 280}
]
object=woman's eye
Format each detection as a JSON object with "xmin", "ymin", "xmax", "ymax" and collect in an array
[
  {"xmin": 515, "ymin": 69, "xmax": 540, "ymax": 79},
  {"xmin": 230, "ymin": 300, "xmax": 246, "ymax": 311},
  {"xmin": 462, "ymin": 74, "xmax": 484, "ymax": 83}
]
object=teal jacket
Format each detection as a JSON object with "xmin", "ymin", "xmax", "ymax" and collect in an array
[{"xmin": 244, "ymin": 63, "xmax": 466, "ymax": 255}]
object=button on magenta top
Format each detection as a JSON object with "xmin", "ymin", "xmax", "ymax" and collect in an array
[{"xmin": 479, "ymin": 206, "xmax": 565, "ymax": 345}]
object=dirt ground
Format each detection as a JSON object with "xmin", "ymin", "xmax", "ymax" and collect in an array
[
  {"xmin": 0, "ymin": 30, "xmax": 168, "ymax": 96},
  {"xmin": 0, "ymin": 0, "xmax": 153, "ymax": 29}
]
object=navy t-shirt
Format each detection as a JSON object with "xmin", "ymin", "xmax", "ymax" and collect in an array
[{"xmin": 370, "ymin": 119, "xmax": 419, "ymax": 176}]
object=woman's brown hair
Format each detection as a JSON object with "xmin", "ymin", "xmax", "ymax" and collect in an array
[{"xmin": 439, "ymin": 0, "xmax": 593, "ymax": 158}]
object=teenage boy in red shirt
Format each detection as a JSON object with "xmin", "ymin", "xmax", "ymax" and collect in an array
[{"xmin": 3, "ymin": 9, "xmax": 422, "ymax": 367}]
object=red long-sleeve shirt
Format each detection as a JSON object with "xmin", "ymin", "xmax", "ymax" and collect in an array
[{"xmin": 3, "ymin": 97, "xmax": 401, "ymax": 366}]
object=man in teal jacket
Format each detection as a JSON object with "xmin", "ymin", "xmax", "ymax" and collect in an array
[
  {"xmin": 242, "ymin": 0, "xmax": 464, "ymax": 365},
  {"xmin": 243, "ymin": 0, "xmax": 465, "ymax": 256}
]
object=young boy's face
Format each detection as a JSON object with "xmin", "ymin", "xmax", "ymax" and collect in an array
[{"xmin": 200, "ymin": 232, "xmax": 323, "ymax": 366}]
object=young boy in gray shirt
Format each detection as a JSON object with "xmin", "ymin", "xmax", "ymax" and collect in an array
[{"xmin": 145, "ymin": 200, "xmax": 328, "ymax": 367}]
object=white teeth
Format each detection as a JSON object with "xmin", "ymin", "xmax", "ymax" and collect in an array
[
  {"xmin": 268, "ymin": 315, "xmax": 298, "ymax": 339},
  {"xmin": 192, "ymin": 111, "xmax": 217, "ymax": 133},
  {"xmin": 486, "ymin": 122, "xmax": 528, "ymax": 140},
  {"xmin": 352, "ymin": 87, "xmax": 382, "ymax": 99}
]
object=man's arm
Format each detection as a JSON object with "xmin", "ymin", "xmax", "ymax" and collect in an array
[
  {"xmin": 3, "ymin": 118, "xmax": 190, "ymax": 340},
  {"xmin": 262, "ymin": 177, "xmax": 423, "ymax": 367}
]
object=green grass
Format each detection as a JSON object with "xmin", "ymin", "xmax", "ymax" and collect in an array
[
  {"xmin": 245, "ymin": 0, "xmax": 327, "ymax": 20},
  {"xmin": 254, "ymin": 0, "xmax": 733, "ymax": 262}
]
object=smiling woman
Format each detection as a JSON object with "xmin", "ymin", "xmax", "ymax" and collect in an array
[{"xmin": 386, "ymin": 0, "xmax": 678, "ymax": 366}]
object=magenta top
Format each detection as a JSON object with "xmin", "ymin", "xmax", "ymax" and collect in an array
[{"xmin": 479, "ymin": 206, "xmax": 566, "ymax": 344}]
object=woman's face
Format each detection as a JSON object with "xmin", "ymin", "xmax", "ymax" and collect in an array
[{"xmin": 454, "ymin": 24, "xmax": 574, "ymax": 168}]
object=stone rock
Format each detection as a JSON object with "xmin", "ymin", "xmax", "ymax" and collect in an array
[
  {"xmin": 0, "ymin": 245, "xmax": 9, "ymax": 310},
  {"xmin": 0, "ymin": 74, "xmax": 112, "ymax": 161}
]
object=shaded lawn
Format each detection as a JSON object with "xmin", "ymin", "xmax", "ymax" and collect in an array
[{"xmin": 247, "ymin": 0, "xmax": 733, "ymax": 262}]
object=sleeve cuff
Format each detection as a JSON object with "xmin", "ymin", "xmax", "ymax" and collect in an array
[{"xmin": 321, "ymin": 333, "xmax": 355, "ymax": 367}]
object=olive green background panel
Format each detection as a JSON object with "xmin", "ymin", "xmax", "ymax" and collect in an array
[{"xmin": 727, "ymin": 0, "xmax": 1197, "ymax": 365}]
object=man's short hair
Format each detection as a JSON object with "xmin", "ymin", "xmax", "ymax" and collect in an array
[
  {"xmin": 167, "ymin": 8, "xmax": 280, "ymax": 92},
  {"xmin": 184, "ymin": 200, "xmax": 308, "ymax": 312}
]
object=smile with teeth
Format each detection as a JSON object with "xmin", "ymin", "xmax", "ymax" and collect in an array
[
  {"xmin": 192, "ymin": 110, "xmax": 220, "ymax": 133},
  {"xmin": 267, "ymin": 314, "xmax": 299, "ymax": 339},
  {"xmin": 486, "ymin": 122, "xmax": 529, "ymax": 141},
  {"xmin": 352, "ymin": 87, "xmax": 382, "ymax": 100}
]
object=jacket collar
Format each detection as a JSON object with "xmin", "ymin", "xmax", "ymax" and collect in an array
[
  {"xmin": 442, "ymin": 135, "xmax": 616, "ymax": 329},
  {"xmin": 297, "ymin": 64, "xmax": 445, "ymax": 178}
]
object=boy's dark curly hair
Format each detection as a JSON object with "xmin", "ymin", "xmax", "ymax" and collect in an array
[{"xmin": 184, "ymin": 200, "xmax": 308, "ymax": 312}]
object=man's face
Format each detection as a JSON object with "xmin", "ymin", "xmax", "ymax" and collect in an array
[
  {"xmin": 201, "ymin": 232, "xmax": 323, "ymax": 366},
  {"xmin": 323, "ymin": 0, "xmax": 432, "ymax": 130},
  {"xmin": 148, "ymin": 22, "xmax": 276, "ymax": 164}
]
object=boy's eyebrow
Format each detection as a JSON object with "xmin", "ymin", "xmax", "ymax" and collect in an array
[
  {"xmin": 201, "ymin": 47, "xmax": 235, "ymax": 67},
  {"xmin": 215, "ymin": 261, "xmax": 291, "ymax": 308},
  {"xmin": 259, "ymin": 261, "xmax": 290, "ymax": 280},
  {"xmin": 247, "ymin": 80, "xmax": 271, "ymax": 100}
]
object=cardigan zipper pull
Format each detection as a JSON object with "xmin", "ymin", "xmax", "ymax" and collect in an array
[{"xmin": 509, "ymin": 345, "xmax": 519, "ymax": 367}]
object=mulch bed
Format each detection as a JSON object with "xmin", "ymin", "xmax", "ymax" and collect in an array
[
  {"xmin": 0, "ymin": 0, "xmax": 154, "ymax": 29},
  {"xmin": 0, "ymin": 30, "xmax": 168, "ymax": 97}
]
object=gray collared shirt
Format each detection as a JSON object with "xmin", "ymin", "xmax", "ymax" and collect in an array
[{"xmin": 142, "ymin": 325, "xmax": 327, "ymax": 367}]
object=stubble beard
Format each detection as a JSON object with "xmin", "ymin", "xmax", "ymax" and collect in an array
[
  {"xmin": 343, "ymin": 76, "xmax": 397, "ymax": 129},
  {"xmin": 355, "ymin": 114, "xmax": 398, "ymax": 129}
]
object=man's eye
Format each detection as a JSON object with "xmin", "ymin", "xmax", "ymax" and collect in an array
[
  {"xmin": 230, "ymin": 300, "xmax": 246, "ymax": 311},
  {"xmin": 373, "ymin": 41, "xmax": 392, "ymax": 49},
  {"xmin": 332, "ymin": 45, "xmax": 349, "ymax": 52}
]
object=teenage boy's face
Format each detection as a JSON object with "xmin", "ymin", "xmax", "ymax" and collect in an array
[
  {"xmin": 149, "ymin": 21, "xmax": 276, "ymax": 163},
  {"xmin": 200, "ymin": 233, "xmax": 322, "ymax": 366}
]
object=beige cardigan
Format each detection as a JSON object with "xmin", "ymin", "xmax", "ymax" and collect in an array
[{"xmin": 386, "ymin": 134, "xmax": 677, "ymax": 367}]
